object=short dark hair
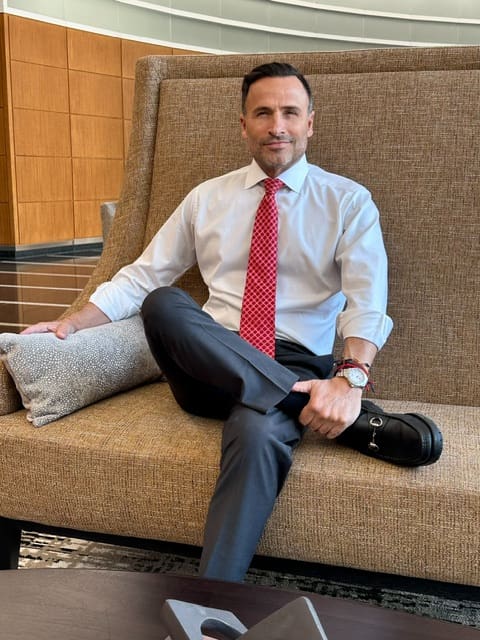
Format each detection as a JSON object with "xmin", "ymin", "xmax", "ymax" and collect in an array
[{"xmin": 241, "ymin": 62, "xmax": 313, "ymax": 114}]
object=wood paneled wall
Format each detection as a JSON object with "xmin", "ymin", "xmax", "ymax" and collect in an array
[
  {"xmin": 0, "ymin": 16, "xmax": 13, "ymax": 246},
  {"xmin": 0, "ymin": 14, "xmax": 201, "ymax": 249}
]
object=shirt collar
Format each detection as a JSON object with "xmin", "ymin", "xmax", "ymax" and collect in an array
[{"xmin": 244, "ymin": 155, "xmax": 309, "ymax": 193}]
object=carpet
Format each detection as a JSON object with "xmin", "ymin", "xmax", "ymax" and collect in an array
[{"xmin": 19, "ymin": 531, "xmax": 480, "ymax": 629}]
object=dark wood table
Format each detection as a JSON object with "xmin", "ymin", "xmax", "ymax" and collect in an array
[{"xmin": 0, "ymin": 569, "xmax": 477, "ymax": 639}]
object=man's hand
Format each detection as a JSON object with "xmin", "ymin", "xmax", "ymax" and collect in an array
[
  {"xmin": 20, "ymin": 319, "xmax": 77, "ymax": 340},
  {"xmin": 19, "ymin": 302, "xmax": 111, "ymax": 340},
  {"xmin": 292, "ymin": 376, "xmax": 362, "ymax": 439}
]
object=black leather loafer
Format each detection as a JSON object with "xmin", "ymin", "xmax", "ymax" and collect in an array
[{"xmin": 337, "ymin": 400, "xmax": 443, "ymax": 467}]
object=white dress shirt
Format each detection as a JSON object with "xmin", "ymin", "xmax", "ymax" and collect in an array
[{"xmin": 90, "ymin": 155, "xmax": 393, "ymax": 355}]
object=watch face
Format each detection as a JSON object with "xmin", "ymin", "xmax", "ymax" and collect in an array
[{"xmin": 345, "ymin": 367, "xmax": 368, "ymax": 387}]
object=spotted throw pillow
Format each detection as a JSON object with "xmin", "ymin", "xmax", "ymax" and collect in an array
[{"xmin": 0, "ymin": 315, "xmax": 161, "ymax": 427}]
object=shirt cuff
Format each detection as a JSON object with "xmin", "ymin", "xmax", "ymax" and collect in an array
[
  {"xmin": 336, "ymin": 310, "xmax": 394, "ymax": 351},
  {"xmin": 89, "ymin": 282, "xmax": 141, "ymax": 322}
]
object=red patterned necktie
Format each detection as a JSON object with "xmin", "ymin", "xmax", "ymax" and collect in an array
[{"xmin": 240, "ymin": 177, "xmax": 284, "ymax": 358}]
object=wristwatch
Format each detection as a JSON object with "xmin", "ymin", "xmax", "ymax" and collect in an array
[{"xmin": 335, "ymin": 367, "xmax": 369, "ymax": 389}]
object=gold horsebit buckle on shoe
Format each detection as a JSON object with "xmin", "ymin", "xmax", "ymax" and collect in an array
[{"xmin": 368, "ymin": 416, "xmax": 384, "ymax": 452}]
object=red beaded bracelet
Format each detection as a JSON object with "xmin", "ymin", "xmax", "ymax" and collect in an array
[
  {"xmin": 333, "ymin": 359, "xmax": 375, "ymax": 392},
  {"xmin": 333, "ymin": 358, "xmax": 370, "ymax": 375}
]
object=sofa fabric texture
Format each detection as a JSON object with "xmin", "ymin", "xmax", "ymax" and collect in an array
[{"xmin": 0, "ymin": 46, "xmax": 478, "ymax": 586}]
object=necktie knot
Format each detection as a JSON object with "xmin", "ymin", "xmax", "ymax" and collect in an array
[{"xmin": 263, "ymin": 178, "xmax": 284, "ymax": 195}]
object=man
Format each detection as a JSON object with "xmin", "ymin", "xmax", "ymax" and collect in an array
[{"xmin": 23, "ymin": 62, "xmax": 441, "ymax": 582}]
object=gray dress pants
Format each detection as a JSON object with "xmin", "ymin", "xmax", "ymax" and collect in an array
[{"xmin": 141, "ymin": 286, "xmax": 333, "ymax": 582}]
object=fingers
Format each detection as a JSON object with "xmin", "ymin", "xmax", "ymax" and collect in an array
[
  {"xmin": 300, "ymin": 405, "xmax": 348, "ymax": 439},
  {"xmin": 55, "ymin": 320, "xmax": 76, "ymax": 339},
  {"xmin": 20, "ymin": 321, "xmax": 60, "ymax": 335},
  {"xmin": 300, "ymin": 400, "xmax": 356, "ymax": 438},
  {"xmin": 292, "ymin": 379, "xmax": 313, "ymax": 394},
  {"xmin": 297, "ymin": 378, "xmax": 361, "ymax": 439},
  {"xmin": 292, "ymin": 380, "xmax": 342, "ymax": 435},
  {"xmin": 20, "ymin": 320, "xmax": 75, "ymax": 339}
]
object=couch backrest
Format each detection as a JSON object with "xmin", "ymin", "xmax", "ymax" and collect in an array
[{"xmin": 81, "ymin": 47, "xmax": 480, "ymax": 407}]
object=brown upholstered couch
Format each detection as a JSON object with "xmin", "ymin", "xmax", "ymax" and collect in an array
[{"xmin": 0, "ymin": 47, "xmax": 479, "ymax": 586}]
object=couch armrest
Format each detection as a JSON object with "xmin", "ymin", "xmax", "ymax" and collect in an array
[
  {"xmin": 0, "ymin": 361, "xmax": 21, "ymax": 416},
  {"xmin": 100, "ymin": 201, "xmax": 118, "ymax": 242}
]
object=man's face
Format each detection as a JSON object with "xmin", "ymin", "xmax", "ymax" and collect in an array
[{"xmin": 240, "ymin": 75, "xmax": 314, "ymax": 178}]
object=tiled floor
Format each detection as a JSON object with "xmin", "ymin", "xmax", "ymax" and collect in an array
[{"xmin": 0, "ymin": 247, "xmax": 101, "ymax": 334}]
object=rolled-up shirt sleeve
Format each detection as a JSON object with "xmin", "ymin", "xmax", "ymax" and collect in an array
[
  {"xmin": 335, "ymin": 188, "xmax": 393, "ymax": 350},
  {"xmin": 90, "ymin": 193, "xmax": 197, "ymax": 321}
]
